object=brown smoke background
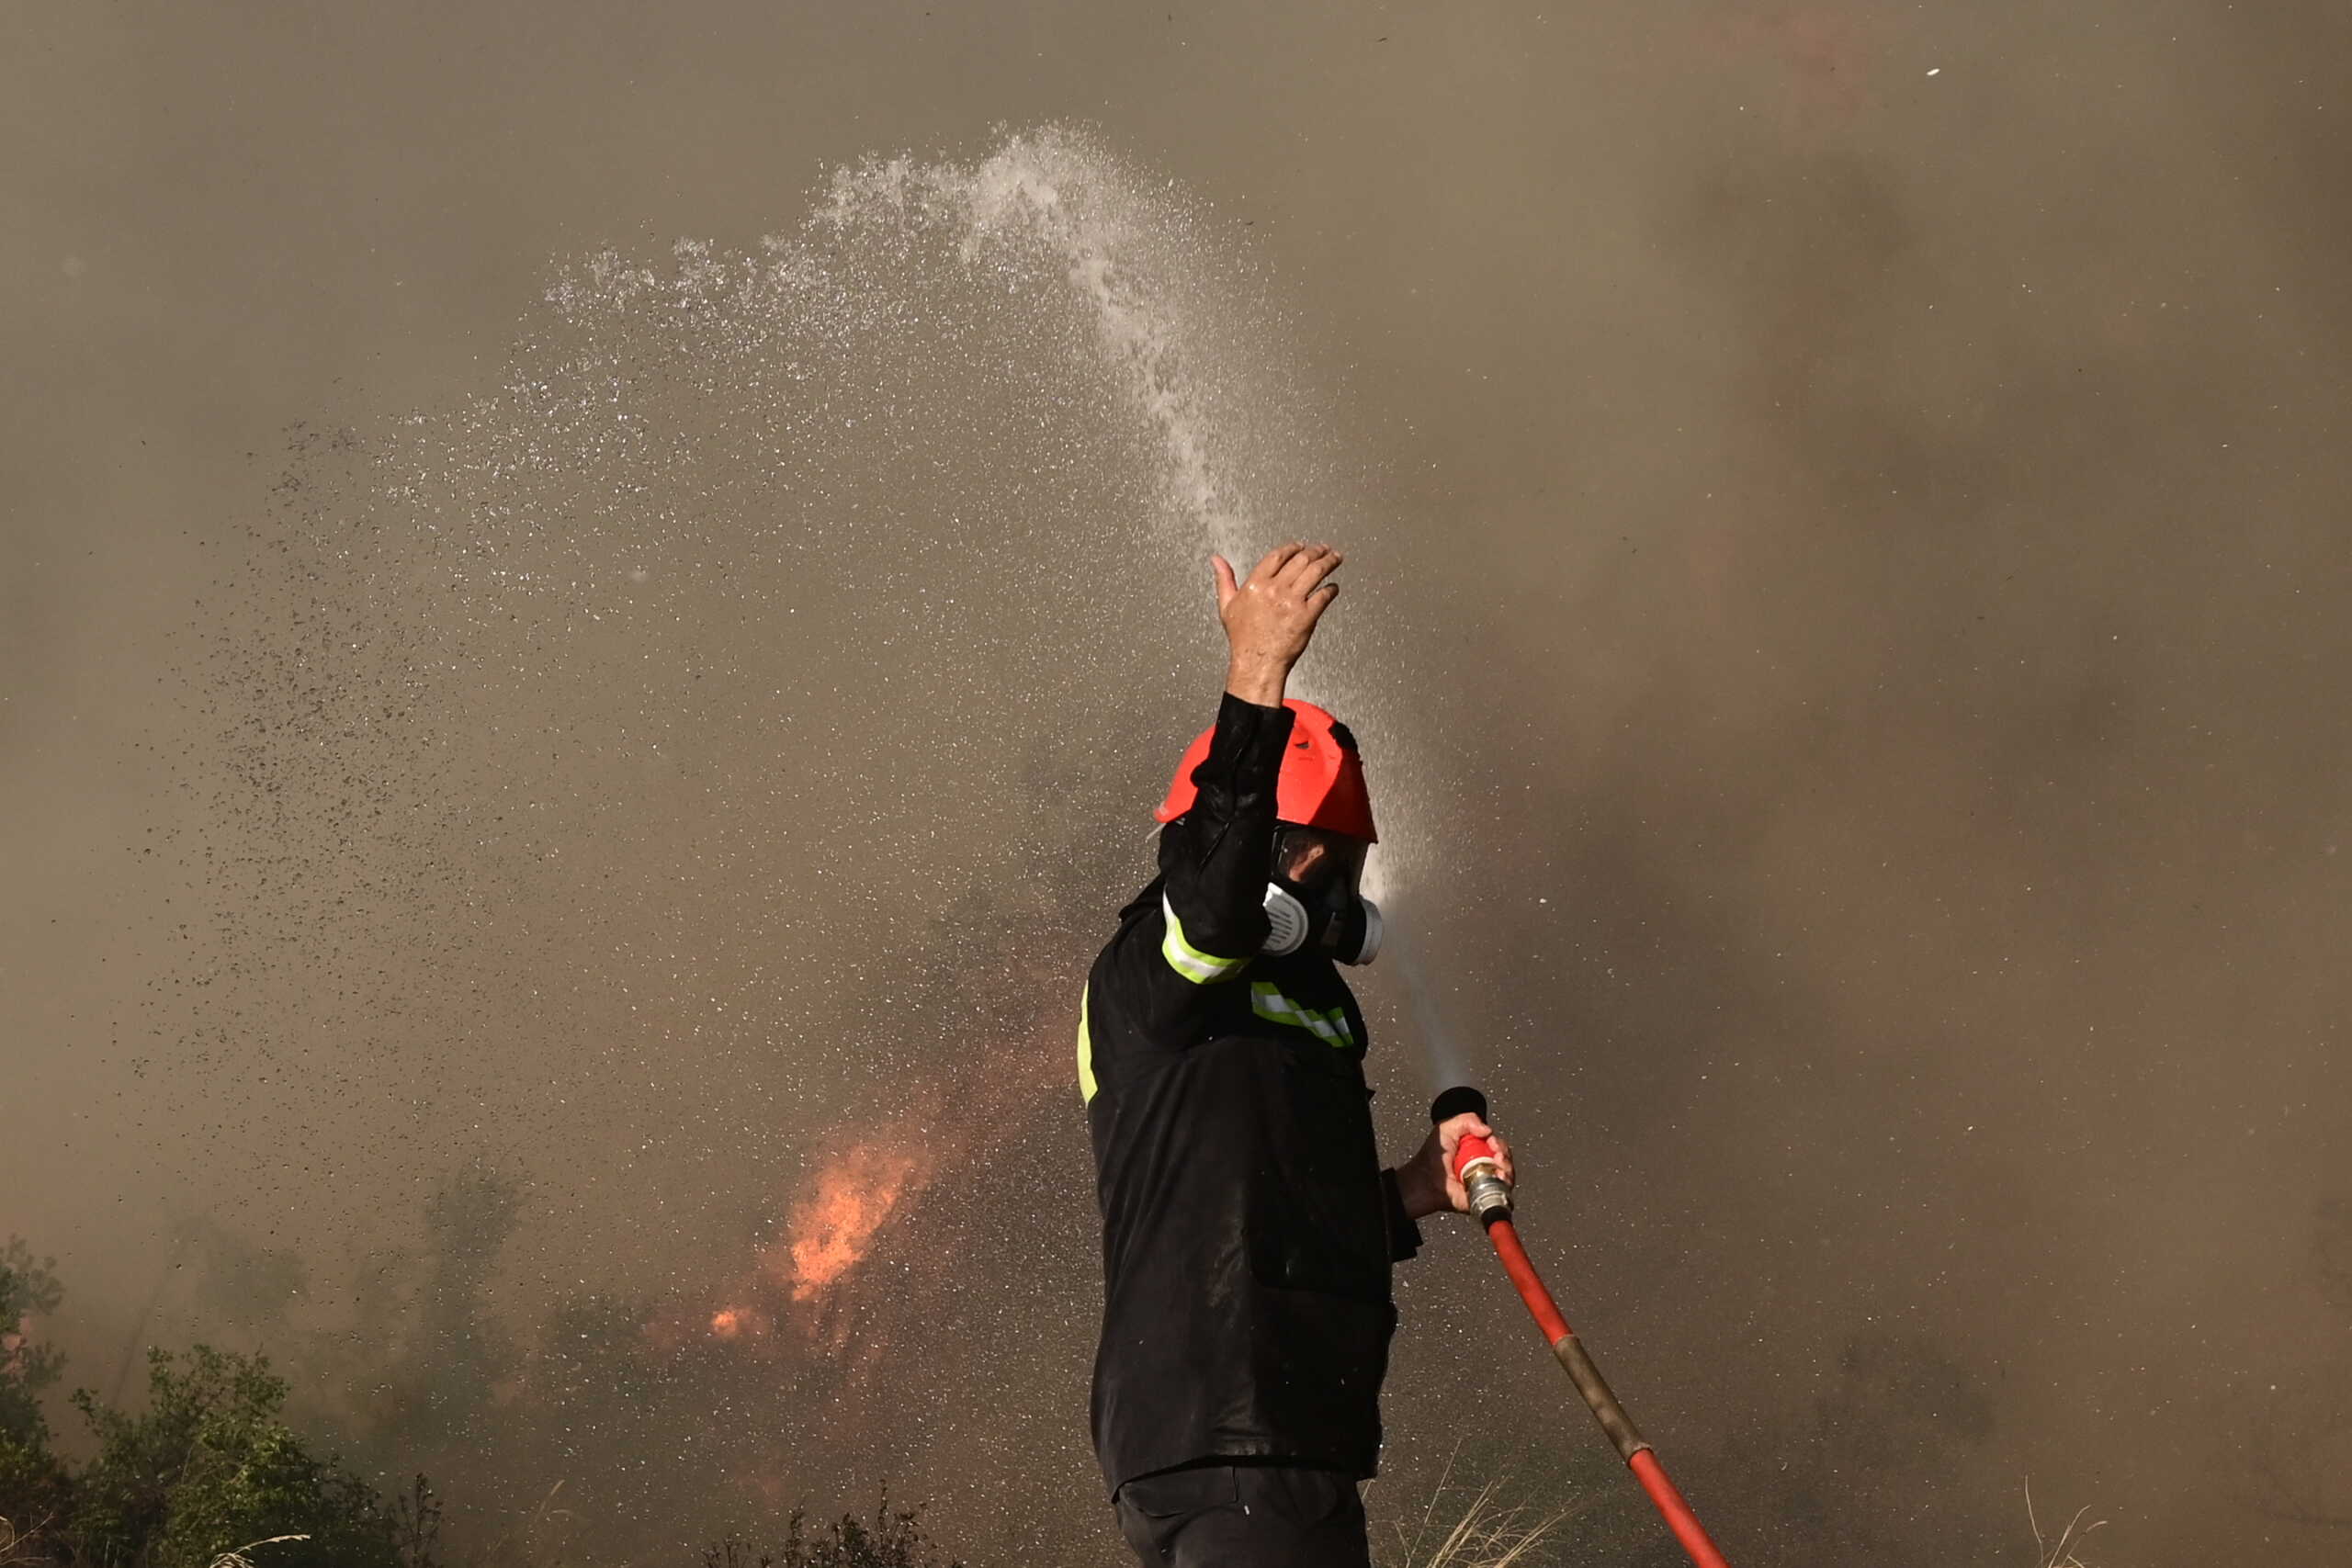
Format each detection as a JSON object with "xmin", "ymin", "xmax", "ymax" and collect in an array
[{"xmin": 6, "ymin": 4, "xmax": 2350, "ymax": 1566}]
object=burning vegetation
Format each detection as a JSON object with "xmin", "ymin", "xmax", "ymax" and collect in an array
[{"xmin": 779, "ymin": 1144, "xmax": 933, "ymax": 1303}]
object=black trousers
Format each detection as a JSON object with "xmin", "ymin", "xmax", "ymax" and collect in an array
[{"xmin": 1114, "ymin": 1464, "xmax": 1372, "ymax": 1568}]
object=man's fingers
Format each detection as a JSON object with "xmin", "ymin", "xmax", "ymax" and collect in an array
[
  {"xmin": 1273, "ymin": 543, "xmax": 1342, "ymax": 594},
  {"xmin": 1242, "ymin": 541, "xmax": 1347, "ymax": 606},
  {"xmin": 1250, "ymin": 542, "xmax": 1306, "ymax": 584},
  {"xmin": 1211, "ymin": 554, "xmax": 1239, "ymax": 611}
]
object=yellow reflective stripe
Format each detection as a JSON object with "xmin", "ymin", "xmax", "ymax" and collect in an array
[
  {"xmin": 1250, "ymin": 981, "xmax": 1356, "ymax": 1048},
  {"xmin": 1077, "ymin": 986, "xmax": 1098, "ymax": 1103},
  {"xmin": 1160, "ymin": 896, "xmax": 1250, "ymax": 985}
]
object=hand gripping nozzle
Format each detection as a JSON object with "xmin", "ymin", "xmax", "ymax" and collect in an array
[{"xmin": 1430, "ymin": 1084, "xmax": 1512, "ymax": 1224}]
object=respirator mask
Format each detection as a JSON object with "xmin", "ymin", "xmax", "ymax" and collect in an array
[{"xmin": 1260, "ymin": 823, "xmax": 1383, "ymax": 965}]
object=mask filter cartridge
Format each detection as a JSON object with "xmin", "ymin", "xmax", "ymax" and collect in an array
[
  {"xmin": 1348, "ymin": 897, "xmax": 1384, "ymax": 965},
  {"xmin": 1261, "ymin": 884, "xmax": 1311, "ymax": 957},
  {"xmin": 1258, "ymin": 885, "xmax": 1383, "ymax": 965}
]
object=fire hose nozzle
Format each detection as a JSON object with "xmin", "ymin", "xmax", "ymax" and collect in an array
[
  {"xmin": 1430, "ymin": 1085, "xmax": 1513, "ymax": 1224},
  {"xmin": 1458, "ymin": 1156, "xmax": 1513, "ymax": 1222}
]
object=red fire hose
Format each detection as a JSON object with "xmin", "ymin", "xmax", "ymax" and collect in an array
[{"xmin": 1431, "ymin": 1087, "xmax": 1733, "ymax": 1568}]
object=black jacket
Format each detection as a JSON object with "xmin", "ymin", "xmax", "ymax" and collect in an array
[{"xmin": 1080, "ymin": 694, "xmax": 1420, "ymax": 1495}]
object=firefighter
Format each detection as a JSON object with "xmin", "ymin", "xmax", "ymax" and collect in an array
[{"xmin": 1079, "ymin": 541, "xmax": 1514, "ymax": 1568}]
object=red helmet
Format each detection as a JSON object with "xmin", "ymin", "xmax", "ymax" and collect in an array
[{"xmin": 1155, "ymin": 699, "xmax": 1378, "ymax": 842}]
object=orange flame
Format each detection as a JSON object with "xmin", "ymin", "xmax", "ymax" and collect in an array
[
  {"xmin": 709, "ymin": 1306, "xmax": 758, "ymax": 1339},
  {"xmin": 772, "ymin": 1142, "xmax": 929, "ymax": 1302}
]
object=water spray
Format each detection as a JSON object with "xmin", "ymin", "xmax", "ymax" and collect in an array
[{"xmin": 1430, "ymin": 1086, "xmax": 1734, "ymax": 1568}]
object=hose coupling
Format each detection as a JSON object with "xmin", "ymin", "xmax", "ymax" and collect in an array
[{"xmin": 1460, "ymin": 1156, "xmax": 1513, "ymax": 1223}]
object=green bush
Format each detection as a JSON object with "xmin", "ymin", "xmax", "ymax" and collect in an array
[
  {"xmin": 1, "ymin": 1238, "xmax": 426, "ymax": 1568},
  {"xmin": 2, "ymin": 1236, "xmax": 989, "ymax": 1568},
  {"xmin": 64, "ymin": 1347, "xmax": 412, "ymax": 1568},
  {"xmin": 2, "ymin": 1238, "xmax": 67, "ymax": 1448},
  {"xmin": 3, "ymin": 1236, "xmax": 73, "ymax": 1557}
]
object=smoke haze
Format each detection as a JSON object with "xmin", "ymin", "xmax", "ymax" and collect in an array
[{"xmin": 7, "ymin": 6, "xmax": 2350, "ymax": 1566}]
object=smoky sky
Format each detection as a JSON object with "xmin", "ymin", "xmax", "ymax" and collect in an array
[{"xmin": 6, "ymin": 6, "xmax": 2351, "ymax": 1568}]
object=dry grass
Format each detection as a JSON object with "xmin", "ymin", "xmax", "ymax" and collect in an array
[
  {"xmin": 1, "ymin": 1513, "xmax": 54, "ymax": 1568},
  {"xmin": 2026, "ymin": 1478, "xmax": 2106, "ymax": 1568},
  {"xmin": 2, "ymin": 1464, "xmax": 2121, "ymax": 1568},
  {"xmin": 204, "ymin": 1535, "xmax": 311, "ymax": 1568},
  {"xmin": 462, "ymin": 1482, "xmax": 575, "ymax": 1568},
  {"xmin": 1385, "ymin": 1450, "xmax": 1574, "ymax": 1568},
  {"xmin": 0, "ymin": 1513, "xmax": 314, "ymax": 1568}
]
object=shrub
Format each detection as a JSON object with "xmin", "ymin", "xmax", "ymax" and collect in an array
[
  {"xmin": 65, "ymin": 1346, "xmax": 408, "ymax": 1568},
  {"xmin": 703, "ymin": 1496, "xmax": 966, "ymax": 1568},
  {"xmin": 1, "ymin": 1240, "xmax": 66, "ymax": 1450}
]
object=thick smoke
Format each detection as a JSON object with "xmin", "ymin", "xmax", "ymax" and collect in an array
[{"xmin": 7, "ymin": 8, "xmax": 2350, "ymax": 1568}]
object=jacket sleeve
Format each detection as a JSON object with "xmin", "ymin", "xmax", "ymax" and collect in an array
[
  {"xmin": 1155, "ymin": 693, "xmax": 1294, "ymax": 980},
  {"xmin": 1380, "ymin": 1168, "xmax": 1426, "ymax": 1262}
]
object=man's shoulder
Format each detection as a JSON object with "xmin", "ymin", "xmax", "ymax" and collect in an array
[
  {"xmin": 1088, "ymin": 891, "xmax": 1178, "ymax": 1008},
  {"xmin": 1093, "ymin": 888, "xmax": 1164, "ymax": 965}
]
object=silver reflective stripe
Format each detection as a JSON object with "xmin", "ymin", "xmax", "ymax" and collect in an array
[
  {"xmin": 1161, "ymin": 896, "xmax": 1251, "ymax": 985},
  {"xmin": 1250, "ymin": 981, "xmax": 1356, "ymax": 1048}
]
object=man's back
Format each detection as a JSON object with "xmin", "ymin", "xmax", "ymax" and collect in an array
[{"xmin": 1082, "ymin": 867, "xmax": 1399, "ymax": 1491}]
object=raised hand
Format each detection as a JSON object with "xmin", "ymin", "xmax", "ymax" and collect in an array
[{"xmin": 1213, "ymin": 541, "xmax": 1344, "ymax": 705}]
